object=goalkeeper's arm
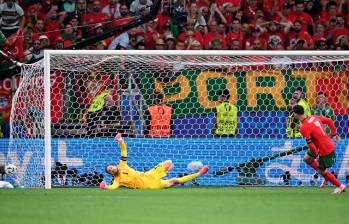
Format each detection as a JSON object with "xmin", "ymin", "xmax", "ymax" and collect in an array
[{"xmin": 115, "ymin": 133, "xmax": 127, "ymax": 164}]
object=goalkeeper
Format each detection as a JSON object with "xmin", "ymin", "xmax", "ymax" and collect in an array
[{"xmin": 100, "ymin": 133, "xmax": 209, "ymax": 190}]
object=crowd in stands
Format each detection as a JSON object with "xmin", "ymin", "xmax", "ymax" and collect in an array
[{"xmin": 0, "ymin": 0, "xmax": 348, "ymax": 63}]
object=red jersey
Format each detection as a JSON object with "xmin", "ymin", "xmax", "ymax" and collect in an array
[{"xmin": 300, "ymin": 115, "xmax": 337, "ymax": 157}]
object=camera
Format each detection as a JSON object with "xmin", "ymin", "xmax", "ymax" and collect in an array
[{"xmin": 164, "ymin": 0, "xmax": 187, "ymax": 25}]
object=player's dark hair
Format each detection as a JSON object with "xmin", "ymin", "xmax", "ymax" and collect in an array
[
  {"xmin": 218, "ymin": 89, "xmax": 230, "ymax": 100},
  {"xmin": 153, "ymin": 91, "xmax": 164, "ymax": 104},
  {"xmin": 295, "ymin": 87, "xmax": 303, "ymax": 93},
  {"xmin": 317, "ymin": 91, "xmax": 326, "ymax": 97},
  {"xmin": 293, "ymin": 105, "xmax": 304, "ymax": 115}
]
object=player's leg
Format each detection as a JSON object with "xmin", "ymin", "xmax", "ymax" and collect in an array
[
  {"xmin": 304, "ymin": 150, "xmax": 319, "ymax": 171},
  {"xmin": 146, "ymin": 160, "xmax": 173, "ymax": 179},
  {"xmin": 161, "ymin": 166, "xmax": 209, "ymax": 188},
  {"xmin": 303, "ymin": 152, "xmax": 328, "ymax": 187},
  {"xmin": 317, "ymin": 152, "xmax": 346, "ymax": 194}
]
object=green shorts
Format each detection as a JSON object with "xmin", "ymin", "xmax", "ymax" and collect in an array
[{"xmin": 307, "ymin": 150, "xmax": 336, "ymax": 169}]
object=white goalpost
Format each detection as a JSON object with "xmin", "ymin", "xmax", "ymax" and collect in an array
[{"xmin": 8, "ymin": 50, "xmax": 349, "ymax": 188}]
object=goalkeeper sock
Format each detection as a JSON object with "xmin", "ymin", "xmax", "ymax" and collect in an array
[
  {"xmin": 324, "ymin": 170, "xmax": 341, "ymax": 187},
  {"xmin": 177, "ymin": 172, "xmax": 200, "ymax": 184}
]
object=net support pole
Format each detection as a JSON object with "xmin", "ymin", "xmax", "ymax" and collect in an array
[{"xmin": 43, "ymin": 50, "xmax": 52, "ymax": 189}]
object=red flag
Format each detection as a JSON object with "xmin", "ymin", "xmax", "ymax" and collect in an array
[{"xmin": 6, "ymin": 29, "xmax": 24, "ymax": 60}]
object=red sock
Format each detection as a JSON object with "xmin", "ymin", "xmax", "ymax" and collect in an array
[
  {"xmin": 324, "ymin": 170, "xmax": 341, "ymax": 187},
  {"xmin": 308, "ymin": 160, "xmax": 319, "ymax": 171}
]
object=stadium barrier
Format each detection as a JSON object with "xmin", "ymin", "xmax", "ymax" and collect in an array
[{"xmin": 1, "ymin": 138, "xmax": 348, "ymax": 187}]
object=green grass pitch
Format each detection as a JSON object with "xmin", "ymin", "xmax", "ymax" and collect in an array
[{"xmin": 1, "ymin": 187, "xmax": 348, "ymax": 224}]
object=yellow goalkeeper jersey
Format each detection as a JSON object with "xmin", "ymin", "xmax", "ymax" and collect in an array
[
  {"xmin": 107, "ymin": 139, "xmax": 169, "ymax": 190},
  {"xmin": 108, "ymin": 160, "xmax": 167, "ymax": 189}
]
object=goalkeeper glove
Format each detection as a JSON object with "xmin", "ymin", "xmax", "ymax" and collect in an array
[{"xmin": 99, "ymin": 181, "xmax": 107, "ymax": 190}]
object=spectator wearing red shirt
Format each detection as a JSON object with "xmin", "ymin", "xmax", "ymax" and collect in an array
[
  {"xmin": 263, "ymin": 0, "xmax": 285, "ymax": 20},
  {"xmin": 81, "ymin": 0, "xmax": 108, "ymax": 30},
  {"xmin": 331, "ymin": 14, "xmax": 349, "ymax": 48},
  {"xmin": 286, "ymin": 20, "xmax": 314, "ymax": 50},
  {"xmin": 243, "ymin": 0, "xmax": 260, "ymax": 22},
  {"xmin": 315, "ymin": 37, "xmax": 329, "ymax": 50},
  {"xmin": 221, "ymin": 2, "xmax": 237, "ymax": 26},
  {"xmin": 263, "ymin": 21, "xmax": 287, "ymax": 50},
  {"xmin": 217, "ymin": 0, "xmax": 241, "ymax": 9},
  {"xmin": 318, "ymin": 1, "xmax": 339, "ymax": 25},
  {"xmin": 44, "ymin": 5, "xmax": 62, "ymax": 44},
  {"xmin": 229, "ymin": 38, "xmax": 241, "ymax": 50},
  {"xmin": 102, "ymin": 0, "xmax": 120, "ymax": 20},
  {"xmin": 312, "ymin": 23, "xmax": 328, "ymax": 43},
  {"xmin": 287, "ymin": 1, "xmax": 314, "ymax": 33},
  {"xmin": 245, "ymin": 27, "xmax": 267, "ymax": 50},
  {"xmin": 207, "ymin": 2, "xmax": 227, "ymax": 26},
  {"xmin": 203, "ymin": 20, "xmax": 226, "ymax": 49},
  {"xmin": 275, "ymin": 3, "xmax": 293, "ymax": 23},
  {"xmin": 226, "ymin": 18, "xmax": 244, "ymax": 46},
  {"xmin": 32, "ymin": 19, "xmax": 48, "ymax": 39}
]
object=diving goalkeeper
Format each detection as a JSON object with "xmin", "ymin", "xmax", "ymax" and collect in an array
[{"xmin": 100, "ymin": 133, "xmax": 209, "ymax": 190}]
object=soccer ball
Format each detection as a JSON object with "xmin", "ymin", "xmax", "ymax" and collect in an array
[
  {"xmin": 187, "ymin": 161, "xmax": 204, "ymax": 172},
  {"xmin": 5, "ymin": 164, "xmax": 17, "ymax": 175}
]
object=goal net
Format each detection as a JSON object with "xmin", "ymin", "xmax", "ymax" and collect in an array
[{"xmin": 8, "ymin": 50, "xmax": 349, "ymax": 188}]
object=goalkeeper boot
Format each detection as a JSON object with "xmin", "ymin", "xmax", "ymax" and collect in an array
[
  {"xmin": 320, "ymin": 179, "xmax": 327, "ymax": 188},
  {"xmin": 333, "ymin": 184, "xmax": 346, "ymax": 194},
  {"xmin": 199, "ymin": 166, "xmax": 209, "ymax": 175}
]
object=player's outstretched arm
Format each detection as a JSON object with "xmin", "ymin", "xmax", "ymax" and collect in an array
[
  {"xmin": 115, "ymin": 133, "xmax": 127, "ymax": 164},
  {"xmin": 100, "ymin": 180, "xmax": 120, "ymax": 190}
]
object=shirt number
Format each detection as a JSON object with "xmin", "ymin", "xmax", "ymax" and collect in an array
[{"xmin": 314, "ymin": 120, "xmax": 326, "ymax": 136}]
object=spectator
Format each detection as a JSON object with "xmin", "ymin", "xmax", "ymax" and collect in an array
[
  {"xmin": 315, "ymin": 37, "xmax": 329, "ymax": 50},
  {"xmin": 86, "ymin": 85, "xmax": 117, "ymax": 136},
  {"xmin": 245, "ymin": 27, "xmax": 267, "ymax": 50},
  {"xmin": 331, "ymin": 14, "xmax": 349, "ymax": 49},
  {"xmin": 60, "ymin": 23, "xmax": 78, "ymax": 44},
  {"xmin": 102, "ymin": 0, "xmax": 121, "ymax": 20},
  {"xmin": 39, "ymin": 35, "xmax": 50, "ymax": 49},
  {"xmin": 164, "ymin": 34, "xmax": 176, "ymax": 50},
  {"xmin": 146, "ymin": 91, "xmax": 172, "ymax": 138},
  {"xmin": 54, "ymin": 36, "xmax": 65, "ymax": 49},
  {"xmin": 263, "ymin": 21, "xmax": 287, "ymax": 50},
  {"xmin": 119, "ymin": 4, "xmax": 130, "ymax": 18},
  {"xmin": 312, "ymin": 92, "xmax": 336, "ymax": 135},
  {"xmin": 286, "ymin": 87, "xmax": 311, "ymax": 138},
  {"xmin": 287, "ymin": 1, "xmax": 314, "ymax": 33},
  {"xmin": 129, "ymin": 0, "xmax": 152, "ymax": 16},
  {"xmin": 204, "ymin": 20, "xmax": 226, "ymax": 49},
  {"xmin": 208, "ymin": 2, "xmax": 227, "ymax": 26},
  {"xmin": 187, "ymin": 2, "xmax": 207, "ymax": 29},
  {"xmin": 286, "ymin": 20, "xmax": 314, "ymax": 50},
  {"xmin": 212, "ymin": 89, "xmax": 238, "ymax": 137},
  {"xmin": 226, "ymin": 18, "xmax": 244, "ymax": 48},
  {"xmin": 312, "ymin": 23, "xmax": 328, "ymax": 43},
  {"xmin": 188, "ymin": 39, "xmax": 202, "ymax": 50},
  {"xmin": 28, "ymin": 38, "xmax": 43, "ymax": 63},
  {"xmin": 154, "ymin": 38, "xmax": 166, "ymax": 50},
  {"xmin": 175, "ymin": 40, "xmax": 186, "ymax": 50},
  {"xmin": 229, "ymin": 38, "xmax": 241, "ymax": 50},
  {"xmin": 80, "ymin": 0, "xmax": 108, "ymax": 32},
  {"xmin": 0, "ymin": 0, "xmax": 25, "ymax": 37}
]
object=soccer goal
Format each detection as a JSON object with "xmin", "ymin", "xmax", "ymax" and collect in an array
[{"xmin": 8, "ymin": 50, "xmax": 349, "ymax": 188}]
